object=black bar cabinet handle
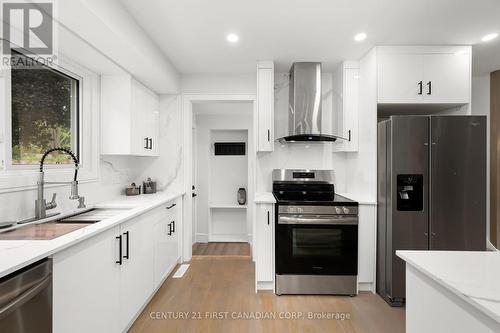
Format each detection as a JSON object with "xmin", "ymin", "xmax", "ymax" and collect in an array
[
  {"xmin": 426, "ymin": 81, "xmax": 432, "ymax": 95},
  {"xmin": 168, "ymin": 223, "xmax": 173, "ymax": 236},
  {"xmin": 144, "ymin": 137, "xmax": 149, "ymax": 149},
  {"xmin": 267, "ymin": 211, "xmax": 270, "ymax": 225},
  {"xmin": 149, "ymin": 138, "xmax": 153, "ymax": 150},
  {"xmin": 348, "ymin": 129, "xmax": 351, "ymax": 142},
  {"xmin": 166, "ymin": 203, "xmax": 176, "ymax": 210},
  {"xmin": 123, "ymin": 231, "xmax": 130, "ymax": 260},
  {"xmin": 116, "ymin": 235, "xmax": 122, "ymax": 265},
  {"xmin": 267, "ymin": 129, "xmax": 270, "ymax": 142},
  {"xmin": 172, "ymin": 221, "xmax": 175, "ymax": 233},
  {"xmin": 417, "ymin": 81, "xmax": 423, "ymax": 95}
]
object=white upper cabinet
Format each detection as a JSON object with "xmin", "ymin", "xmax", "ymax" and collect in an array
[
  {"xmin": 422, "ymin": 53, "xmax": 470, "ymax": 104},
  {"xmin": 101, "ymin": 75, "xmax": 160, "ymax": 156},
  {"xmin": 377, "ymin": 46, "xmax": 471, "ymax": 105},
  {"xmin": 332, "ymin": 61, "xmax": 359, "ymax": 152},
  {"xmin": 377, "ymin": 53, "xmax": 423, "ymax": 104},
  {"xmin": 257, "ymin": 61, "xmax": 274, "ymax": 152}
]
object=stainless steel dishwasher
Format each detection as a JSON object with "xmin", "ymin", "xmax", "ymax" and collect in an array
[{"xmin": 0, "ymin": 259, "xmax": 52, "ymax": 332}]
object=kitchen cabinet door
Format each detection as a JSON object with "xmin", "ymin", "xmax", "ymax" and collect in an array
[
  {"xmin": 131, "ymin": 79, "xmax": 160, "ymax": 157},
  {"xmin": 377, "ymin": 53, "xmax": 423, "ymax": 104},
  {"xmin": 257, "ymin": 61, "xmax": 274, "ymax": 152},
  {"xmin": 101, "ymin": 74, "xmax": 160, "ymax": 156},
  {"xmin": 119, "ymin": 212, "xmax": 156, "ymax": 332},
  {"xmin": 357, "ymin": 204, "xmax": 376, "ymax": 291},
  {"xmin": 53, "ymin": 226, "xmax": 121, "ymax": 333},
  {"xmin": 255, "ymin": 203, "xmax": 274, "ymax": 283},
  {"xmin": 153, "ymin": 201, "xmax": 180, "ymax": 286},
  {"xmin": 333, "ymin": 62, "xmax": 359, "ymax": 152},
  {"xmin": 149, "ymin": 92, "xmax": 160, "ymax": 156},
  {"xmin": 131, "ymin": 79, "xmax": 149, "ymax": 155},
  {"xmin": 423, "ymin": 53, "xmax": 470, "ymax": 104}
]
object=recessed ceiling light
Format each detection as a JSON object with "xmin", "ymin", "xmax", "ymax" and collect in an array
[
  {"xmin": 482, "ymin": 33, "xmax": 498, "ymax": 42},
  {"xmin": 354, "ymin": 32, "xmax": 367, "ymax": 42},
  {"xmin": 226, "ymin": 33, "xmax": 239, "ymax": 43}
]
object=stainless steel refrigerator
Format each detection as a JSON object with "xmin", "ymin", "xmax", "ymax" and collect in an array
[{"xmin": 376, "ymin": 115, "xmax": 487, "ymax": 306}]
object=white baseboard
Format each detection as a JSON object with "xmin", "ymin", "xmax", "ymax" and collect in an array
[
  {"xmin": 256, "ymin": 281, "xmax": 274, "ymax": 291},
  {"xmin": 358, "ymin": 282, "xmax": 375, "ymax": 293},
  {"xmin": 196, "ymin": 233, "xmax": 253, "ymax": 243},
  {"xmin": 209, "ymin": 234, "xmax": 248, "ymax": 242},
  {"xmin": 195, "ymin": 233, "xmax": 208, "ymax": 243}
]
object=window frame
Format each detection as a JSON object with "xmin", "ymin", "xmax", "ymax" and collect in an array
[
  {"xmin": 8, "ymin": 50, "xmax": 81, "ymax": 169},
  {"xmin": 0, "ymin": 49, "xmax": 100, "ymax": 192}
]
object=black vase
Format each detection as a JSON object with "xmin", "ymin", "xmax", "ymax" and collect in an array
[{"xmin": 237, "ymin": 188, "xmax": 247, "ymax": 205}]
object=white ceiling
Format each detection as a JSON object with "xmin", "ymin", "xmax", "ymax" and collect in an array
[{"xmin": 121, "ymin": 0, "xmax": 500, "ymax": 75}]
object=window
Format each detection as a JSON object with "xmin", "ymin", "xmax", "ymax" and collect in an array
[
  {"xmin": 10, "ymin": 50, "xmax": 79, "ymax": 165},
  {"xmin": 0, "ymin": 48, "xmax": 99, "ymax": 190}
]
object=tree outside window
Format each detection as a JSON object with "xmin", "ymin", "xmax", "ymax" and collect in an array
[{"xmin": 11, "ymin": 51, "xmax": 79, "ymax": 165}]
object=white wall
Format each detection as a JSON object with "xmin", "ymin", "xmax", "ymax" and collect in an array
[
  {"xmin": 58, "ymin": 0, "xmax": 179, "ymax": 93},
  {"xmin": 182, "ymin": 74, "xmax": 255, "ymax": 94},
  {"xmin": 193, "ymin": 104, "xmax": 253, "ymax": 242},
  {"xmin": 471, "ymin": 75, "xmax": 491, "ymax": 246}
]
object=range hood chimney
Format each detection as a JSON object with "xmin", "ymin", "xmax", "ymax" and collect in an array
[{"xmin": 278, "ymin": 62, "xmax": 343, "ymax": 143}]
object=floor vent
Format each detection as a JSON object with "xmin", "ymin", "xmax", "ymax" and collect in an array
[{"xmin": 172, "ymin": 264, "xmax": 190, "ymax": 278}]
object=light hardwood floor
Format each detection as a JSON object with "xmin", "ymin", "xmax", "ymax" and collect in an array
[
  {"xmin": 192, "ymin": 242, "xmax": 251, "ymax": 257},
  {"xmin": 130, "ymin": 257, "xmax": 405, "ymax": 333}
]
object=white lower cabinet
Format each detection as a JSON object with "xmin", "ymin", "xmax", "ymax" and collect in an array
[
  {"xmin": 153, "ymin": 200, "xmax": 181, "ymax": 286},
  {"xmin": 53, "ymin": 226, "xmax": 120, "ymax": 333},
  {"xmin": 119, "ymin": 213, "xmax": 156, "ymax": 332},
  {"xmin": 255, "ymin": 203, "xmax": 274, "ymax": 290},
  {"xmin": 53, "ymin": 199, "xmax": 182, "ymax": 333},
  {"xmin": 357, "ymin": 204, "xmax": 377, "ymax": 291}
]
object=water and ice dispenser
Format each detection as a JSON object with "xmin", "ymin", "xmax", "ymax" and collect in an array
[{"xmin": 396, "ymin": 174, "xmax": 423, "ymax": 211}]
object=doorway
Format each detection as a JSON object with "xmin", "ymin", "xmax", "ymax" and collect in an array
[{"xmin": 182, "ymin": 95, "xmax": 256, "ymax": 262}]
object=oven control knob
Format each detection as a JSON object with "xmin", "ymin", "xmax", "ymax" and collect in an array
[
  {"xmin": 342, "ymin": 207, "xmax": 350, "ymax": 214},
  {"xmin": 335, "ymin": 207, "xmax": 342, "ymax": 214}
]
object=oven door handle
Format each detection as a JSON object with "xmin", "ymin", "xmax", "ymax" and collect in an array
[{"xmin": 278, "ymin": 216, "xmax": 358, "ymax": 225}]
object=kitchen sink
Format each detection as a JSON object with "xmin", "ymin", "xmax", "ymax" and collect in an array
[
  {"xmin": 0, "ymin": 208, "xmax": 131, "ymax": 240},
  {"xmin": 56, "ymin": 208, "xmax": 130, "ymax": 224}
]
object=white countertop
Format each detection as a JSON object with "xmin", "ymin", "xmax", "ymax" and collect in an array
[
  {"xmin": 254, "ymin": 192, "xmax": 276, "ymax": 204},
  {"xmin": 336, "ymin": 193, "xmax": 377, "ymax": 205},
  {"xmin": 397, "ymin": 250, "xmax": 500, "ymax": 324},
  {"xmin": 0, "ymin": 191, "xmax": 184, "ymax": 279}
]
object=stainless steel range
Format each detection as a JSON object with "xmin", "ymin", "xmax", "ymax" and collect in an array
[{"xmin": 273, "ymin": 169, "xmax": 359, "ymax": 295}]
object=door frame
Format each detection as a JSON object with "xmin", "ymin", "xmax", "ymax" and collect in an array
[{"xmin": 182, "ymin": 94, "xmax": 257, "ymax": 261}]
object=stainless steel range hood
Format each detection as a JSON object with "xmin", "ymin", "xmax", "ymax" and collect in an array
[{"xmin": 278, "ymin": 62, "xmax": 341, "ymax": 143}]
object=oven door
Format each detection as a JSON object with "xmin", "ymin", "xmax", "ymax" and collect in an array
[{"xmin": 276, "ymin": 215, "xmax": 358, "ymax": 276}]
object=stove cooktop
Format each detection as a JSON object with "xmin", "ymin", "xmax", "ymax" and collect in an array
[{"xmin": 272, "ymin": 193, "xmax": 358, "ymax": 206}]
